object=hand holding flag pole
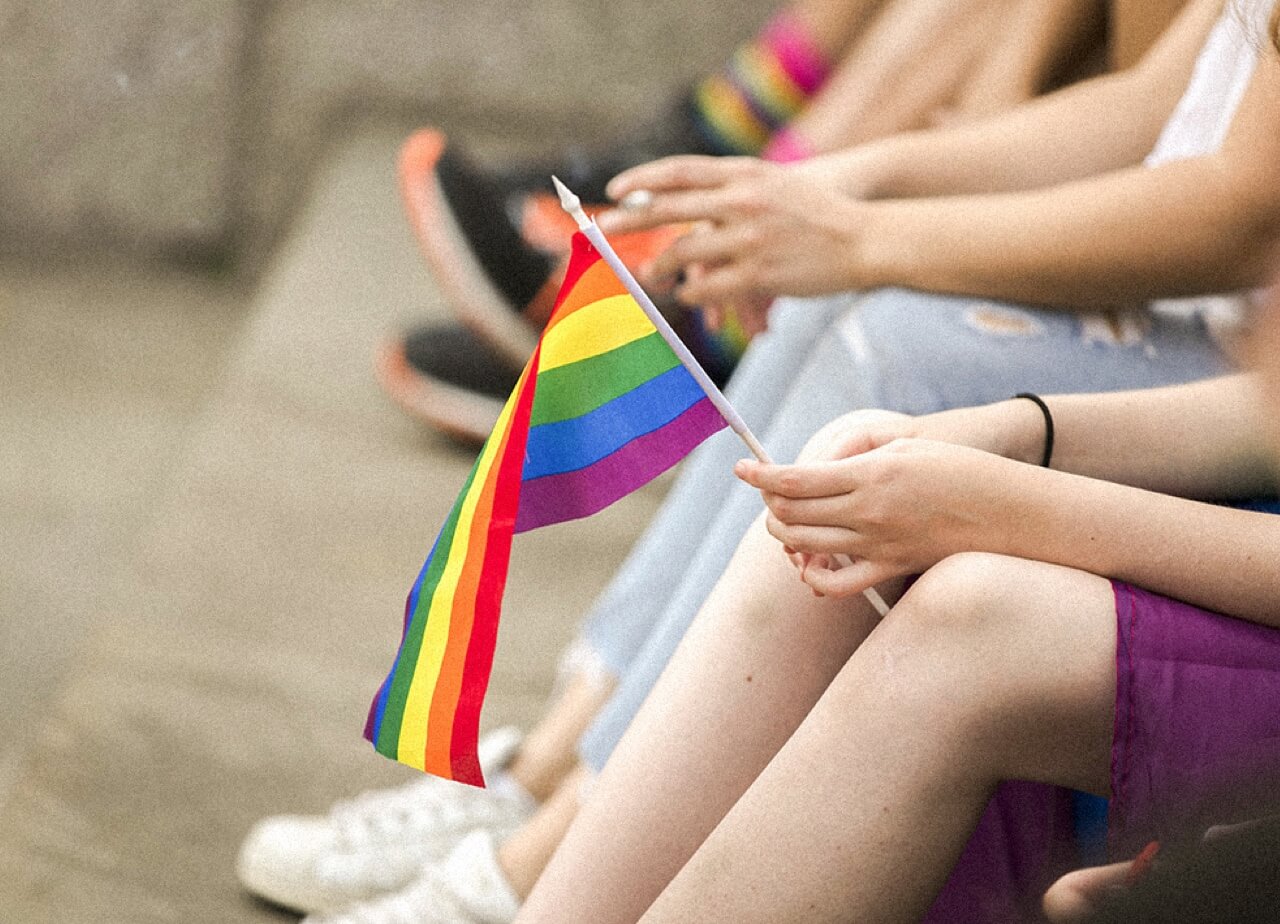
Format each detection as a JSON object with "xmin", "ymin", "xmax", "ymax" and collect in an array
[{"xmin": 553, "ymin": 177, "xmax": 891, "ymax": 618}]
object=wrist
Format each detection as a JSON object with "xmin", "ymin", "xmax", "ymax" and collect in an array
[
  {"xmin": 913, "ymin": 399, "xmax": 1048, "ymax": 464},
  {"xmin": 823, "ymin": 142, "xmax": 897, "ymax": 200},
  {"xmin": 848, "ymin": 201, "xmax": 909, "ymax": 291},
  {"xmin": 994, "ymin": 461, "xmax": 1061, "ymax": 559},
  {"xmin": 1003, "ymin": 396, "xmax": 1055, "ymax": 467}
]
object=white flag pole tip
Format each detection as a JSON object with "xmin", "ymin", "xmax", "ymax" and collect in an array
[{"xmin": 552, "ymin": 176, "xmax": 591, "ymax": 231}]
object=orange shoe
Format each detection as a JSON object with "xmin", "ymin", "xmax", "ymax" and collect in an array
[
  {"xmin": 397, "ymin": 129, "xmax": 698, "ymax": 358},
  {"xmin": 385, "ymin": 130, "xmax": 743, "ymax": 444},
  {"xmin": 374, "ymin": 324, "xmax": 516, "ymax": 447}
]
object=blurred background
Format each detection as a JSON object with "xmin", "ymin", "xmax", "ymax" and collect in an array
[{"xmin": 0, "ymin": 2, "xmax": 773, "ymax": 920}]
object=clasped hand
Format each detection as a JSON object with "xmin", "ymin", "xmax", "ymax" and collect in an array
[{"xmin": 734, "ymin": 413, "xmax": 1031, "ymax": 598}]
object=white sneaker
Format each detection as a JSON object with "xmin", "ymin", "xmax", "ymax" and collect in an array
[
  {"xmin": 301, "ymin": 830, "xmax": 520, "ymax": 924},
  {"xmin": 237, "ymin": 728, "xmax": 533, "ymax": 914}
]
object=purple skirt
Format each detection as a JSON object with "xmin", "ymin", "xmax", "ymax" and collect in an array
[{"xmin": 921, "ymin": 581, "xmax": 1280, "ymax": 923}]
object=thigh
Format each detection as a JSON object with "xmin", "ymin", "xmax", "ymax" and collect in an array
[
  {"xmin": 868, "ymin": 554, "xmax": 1121, "ymax": 922},
  {"xmin": 580, "ymin": 311, "xmax": 878, "ymax": 770},
  {"xmin": 873, "ymin": 552, "xmax": 1119, "ymax": 792}
]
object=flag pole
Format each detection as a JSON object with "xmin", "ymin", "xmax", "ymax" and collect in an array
[{"xmin": 553, "ymin": 177, "xmax": 890, "ymax": 618}]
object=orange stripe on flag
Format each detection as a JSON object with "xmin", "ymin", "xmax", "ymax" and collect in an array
[
  {"xmin": 544, "ymin": 258, "xmax": 626, "ymax": 331},
  {"xmin": 423, "ymin": 368, "xmax": 535, "ymax": 777}
]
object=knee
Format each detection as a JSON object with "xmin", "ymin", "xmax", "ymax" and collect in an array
[
  {"xmin": 860, "ymin": 554, "xmax": 1043, "ymax": 729},
  {"xmin": 867, "ymin": 553, "xmax": 1061, "ymax": 683},
  {"xmin": 725, "ymin": 511, "xmax": 813, "ymax": 631},
  {"xmin": 793, "ymin": 408, "xmax": 912, "ymax": 463},
  {"xmin": 893, "ymin": 552, "xmax": 1026, "ymax": 635}
]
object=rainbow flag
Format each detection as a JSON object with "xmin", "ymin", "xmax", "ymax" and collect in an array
[{"xmin": 365, "ymin": 232, "xmax": 728, "ymax": 785}]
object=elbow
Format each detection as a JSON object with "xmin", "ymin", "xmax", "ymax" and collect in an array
[
  {"xmin": 1234, "ymin": 198, "xmax": 1280, "ymax": 289},
  {"xmin": 1207, "ymin": 156, "xmax": 1280, "ymax": 291}
]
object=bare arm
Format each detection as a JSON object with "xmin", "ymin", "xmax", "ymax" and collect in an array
[
  {"xmin": 788, "ymin": 0, "xmax": 1009, "ymax": 152},
  {"xmin": 739, "ymin": 375, "xmax": 1280, "ymax": 623},
  {"xmin": 825, "ymin": 0, "xmax": 1220, "ymax": 198},
  {"xmin": 855, "ymin": 27, "xmax": 1280, "ymax": 307},
  {"xmin": 602, "ymin": 0, "xmax": 1275, "ymax": 312},
  {"xmin": 920, "ymin": 376, "xmax": 1277, "ymax": 498},
  {"xmin": 859, "ymin": 142, "xmax": 1280, "ymax": 307},
  {"xmin": 1013, "ymin": 461, "xmax": 1280, "ymax": 623},
  {"xmin": 1007, "ymin": 377, "xmax": 1278, "ymax": 618}
]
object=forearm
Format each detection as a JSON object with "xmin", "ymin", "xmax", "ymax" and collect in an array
[
  {"xmin": 791, "ymin": 0, "xmax": 1003, "ymax": 152},
  {"xmin": 857, "ymin": 155, "xmax": 1280, "ymax": 308},
  {"xmin": 1009, "ymin": 469, "xmax": 1280, "ymax": 625},
  {"xmin": 821, "ymin": 69, "xmax": 1163, "ymax": 199},
  {"xmin": 997, "ymin": 0, "xmax": 1107, "ymax": 94},
  {"xmin": 814, "ymin": 0, "xmax": 1217, "ymax": 199},
  {"xmin": 916, "ymin": 378, "xmax": 1278, "ymax": 499},
  {"xmin": 1044, "ymin": 377, "xmax": 1277, "ymax": 497}
]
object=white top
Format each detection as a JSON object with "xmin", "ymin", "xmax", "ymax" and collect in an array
[
  {"xmin": 1148, "ymin": 0, "xmax": 1272, "ymax": 324},
  {"xmin": 1145, "ymin": 1, "xmax": 1264, "ymax": 168}
]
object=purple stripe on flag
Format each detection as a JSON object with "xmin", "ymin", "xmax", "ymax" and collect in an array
[{"xmin": 514, "ymin": 398, "xmax": 726, "ymax": 534}]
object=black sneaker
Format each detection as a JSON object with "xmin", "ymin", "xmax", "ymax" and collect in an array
[
  {"xmin": 397, "ymin": 97, "xmax": 728, "ymax": 362},
  {"xmin": 374, "ymin": 323, "xmax": 518, "ymax": 446}
]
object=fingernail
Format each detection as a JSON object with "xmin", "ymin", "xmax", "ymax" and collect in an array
[{"xmin": 1125, "ymin": 841, "xmax": 1161, "ymax": 886}]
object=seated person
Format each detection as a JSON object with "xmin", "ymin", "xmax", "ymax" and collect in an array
[{"xmin": 516, "ymin": 280, "xmax": 1280, "ymax": 923}]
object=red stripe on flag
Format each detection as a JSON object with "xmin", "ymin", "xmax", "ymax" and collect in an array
[{"xmin": 447, "ymin": 345, "xmax": 543, "ymax": 785}]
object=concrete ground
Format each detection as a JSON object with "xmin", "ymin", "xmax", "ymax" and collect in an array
[{"xmin": 0, "ymin": 123, "xmax": 667, "ymax": 923}]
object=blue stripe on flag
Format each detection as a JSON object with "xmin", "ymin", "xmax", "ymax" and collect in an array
[{"xmin": 522, "ymin": 365, "xmax": 704, "ymax": 480}]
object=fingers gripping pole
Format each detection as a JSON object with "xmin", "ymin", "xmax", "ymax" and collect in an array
[
  {"xmin": 553, "ymin": 177, "xmax": 889, "ymax": 618},
  {"xmin": 835, "ymin": 558, "xmax": 889, "ymax": 615}
]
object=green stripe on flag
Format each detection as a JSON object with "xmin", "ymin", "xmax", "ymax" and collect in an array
[
  {"xmin": 530, "ymin": 332, "xmax": 680, "ymax": 426},
  {"xmin": 375, "ymin": 462, "xmax": 480, "ymax": 756}
]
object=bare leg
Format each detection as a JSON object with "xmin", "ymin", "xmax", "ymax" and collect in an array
[
  {"xmin": 785, "ymin": 0, "xmax": 1012, "ymax": 153},
  {"xmin": 499, "ymin": 765, "xmax": 588, "ymax": 899},
  {"xmin": 507, "ymin": 673, "xmax": 615, "ymax": 803},
  {"xmin": 942, "ymin": 0, "xmax": 1107, "ymax": 122},
  {"xmin": 640, "ymin": 553, "xmax": 1116, "ymax": 924},
  {"xmin": 516, "ymin": 515, "xmax": 903, "ymax": 924},
  {"xmin": 786, "ymin": 0, "xmax": 893, "ymax": 59}
]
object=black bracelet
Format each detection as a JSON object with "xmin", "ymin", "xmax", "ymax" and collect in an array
[{"xmin": 1013, "ymin": 393, "xmax": 1055, "ymax": 468}]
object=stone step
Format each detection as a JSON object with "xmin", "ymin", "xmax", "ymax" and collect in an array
[{"xmin": 0, "ymin": 123, "xmax": 661, "ymax": 923}]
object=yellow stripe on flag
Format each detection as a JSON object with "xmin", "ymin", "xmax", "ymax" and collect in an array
[
  {"xmin": 397, "ymin": 373, "xmax": 528, "ymax": 768},
  {"xmin": 539, "ymin": 295, "xmax": 655, "ymax": 372}
]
